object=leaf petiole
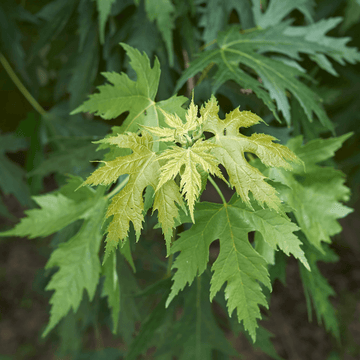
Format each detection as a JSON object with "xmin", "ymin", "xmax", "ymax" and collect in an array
[
  {"xmin": 106, "ymin": 175, "xmax": 129, "ymax": 199},
  {"xmin": 208, "ymin": 176, "xmax": 227, "ymax": 205},
  {"xmin": 0, "ymin": 52, "xmax": 47, "ymax": 117}
]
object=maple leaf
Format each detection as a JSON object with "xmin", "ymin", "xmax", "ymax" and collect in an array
[
  {"xmin": 155, "ymin": 275, "xmax": 239, "ymax": 359},
  {"xmin": 143, "ymin": 0, "xmax": 175, "ymax": 66},
  {"xmin": 141, "ymin": 95, "xmax": 205, "ymax": 145},
  {"xmin": 71, "ymin": 43, "xmax": 187, "ymax": 133},
  {"xmin": 95, "ymin": 0, "xmax": 116, "ymax": 44},
  {"xmin": 252, "ymin": 0, "xmax": 315, "ymax": 28},
  {"xmin": 142, "ymin": 96, "xmax": 225, "ymax": 222},
  {"xmin": 84, "ymin": 132, "xmax": 157, "ymax": 254},
  {"xmin": 43, "ymin": 197, "xmax": 107, "ymax": 337},
  {"xmin": 156, "ymin": 139, "xmax": 225, "ymax": 222},
  {"xmin": 283, "ymin": 18, "xmax": 360, "ymax": 76},
  {"xmin": 175, "ymin": 26, "xmax": 328, "ymax": 127},
  {"xmin": 83, "ymin": 132, "xmax": 184, "ymax": 258},
  {"xmin": 265, "ymin": 134, "xmax": 353, "ymax": 252},
  {"xmin": 287, "ymin": 132, "xmax": 354, "ymax": 171},
  {"xmin": 101, "ymin": 251, "xmax": 120, "ymax": 334},
  {"xmin": 153, "ymin": 180, "xmax": 185, "ymax": 253},
  {"xmin": 0, "ymin": 178, "xmax": 98, "ymax": 238},
  {"xmin": 299, "ymin": 237, "xmax": 340, "ymax": 340},
  {"xmin": 0, "ymin": 176, "xmax": 108, "ymax": 336},
  {"xmin": 176, "ymin": 18, "xmax": 360, "ymax": 128},
  {"xmin": 200, "ymin": 95, "xmax": 301, "ymax": 213},
  {"xmin": 167, "ymin": 196, "xmax": 308, "ymax": 341}
]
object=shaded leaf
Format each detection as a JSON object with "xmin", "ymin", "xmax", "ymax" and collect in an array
[
  {"xmin": 101, "ymin": 251, "xmax": 120, "ymax": 333},
  {"xmin": 176, "ymin": 20, "xmax": 359, "ymax": 128},
  {"xmin": 0, "ymin": 154, "xmax": 32, "ymax": 207},
  {"xmin": 157, "ymin": 275, "xmax": 238, "ymax": 359},
  {"xmin": 0, "ymin": 2, "xmax": 27, "ymax": 81},
  {"xmin": 96, "ymin": 0, "xmax": 116, "ymax": 44},
  {"xmin": 144, "ymin": 0, "xmax": 175, "ymax": 66},
  {"xmin": 68, "ymin": 25, "xmax": 99, "ymax": 109},
  {"xmin": 299, "ymin": 238, "xmax": 340, "ymax": 339},
  {"xmin": 251, "ymin": 0, "xmax": 315, "ymax": 28},
  {"xmin": 126, "ymin": 292, "xmax": 170, "ymax": 360},
  {"xmin": 267, "ymin": 135, "xmax": 353, "ymax": 252},
  {"xmin": 42, "ymin": 196, "xmax": 107, "ymax": 336},
  {"xmin": 30, "ymin": 0, "xmax": 77, "ymax": 61},
  {"xmin": 30, "ymin": 140, "xmax": 103, "ymax": 178}
]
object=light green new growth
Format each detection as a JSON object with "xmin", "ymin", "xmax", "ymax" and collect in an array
[
  {"xmin": 156, "ymin": 139, "xmax": 223, "ymax": 222},
  {"xmin": 200, "ymin": 95, "xmax": 302, "ymax": 213},
  {"xmin": 71, "ymin": 44, "xmax": 303, "ymax": 261},
  {"xmin": 83, "ymin": 131, "xmax": 184, "ymax": 259},
  {"xmin": 81, "ymin": 90, "xmax": 300, "ymax": 261}
]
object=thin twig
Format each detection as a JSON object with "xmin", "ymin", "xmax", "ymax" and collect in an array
[
  {"xmin": 182, "ymin": 49, "xmax": 195, "ymax": 97},
  {"xmin": 0, "ymin": 52, "xmax": 47, "ymax": 117},
  {"xmin": 208, "ymin": 176, "xmax": 227, "ymax": 205}
]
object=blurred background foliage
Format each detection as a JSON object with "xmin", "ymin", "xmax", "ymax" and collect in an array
[{"xmin": 0, "ymin": 0, "xmax": 359, "ymax": 359}]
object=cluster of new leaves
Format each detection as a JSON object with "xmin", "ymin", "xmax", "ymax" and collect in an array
[
  {"xmin": 70, "ymin": 47, "xmax": 312, "ymax": 339},
  {"xmin": 81, "ymin": 88, "xmax": 303, "ymax": 268}
]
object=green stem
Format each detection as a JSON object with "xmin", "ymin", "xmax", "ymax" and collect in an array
[
  {"xmin": 208, "ymin": 176, "xmax": 227, "ymax": 205},
  {"xmin": 0, "ymin": 52, "xmax": 47, "ymax": 117},
  {"xmin": 106, "ymin": 176, "xmax": 129, "ymax": 199}
]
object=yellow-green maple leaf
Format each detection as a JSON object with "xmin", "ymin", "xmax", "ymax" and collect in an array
[
  {"xmin": 201, "ymin": 95, "xmax": 301, "ymax": 213},
  {"xmin": 153, "ymin": 180, "xmax": 185, "ymax": 254},
  {"xmin": 156, "ymin": 139, "xmax": 225, "ymax": 222},
  {"xmin": 82, "ymin": 132, "xmax": 184, "ymax": 257},
  {"xmin": 141, "ymin": 95, "xmax": 204, "ymax": 145}
]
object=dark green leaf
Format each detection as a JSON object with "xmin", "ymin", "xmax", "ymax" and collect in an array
[
  {"xmin": 101, "ymin": 251, "xmax": 120, "ymax": 333},
  {"xmin": 95, "ymin": 0, "xmax": 116, "ymax": 44},
  {"xmin": 300, "ymin": 238, "xmax": 340, "ymax": 339},
  {"xmin": 42, "ymin": 196, "xmax": 108, "ymax": 336},
  {"xmin": 30, "ymin": 0, "xmax": 78, "ymax": 61},
  {"xmin": 251, "ymin": 0, "xmax": 315, "ymax": 27}
]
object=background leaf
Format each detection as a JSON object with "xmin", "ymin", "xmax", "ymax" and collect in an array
[{"xmin": 95, "ymin": 0, "xmax": 116, "ymax": 44}]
